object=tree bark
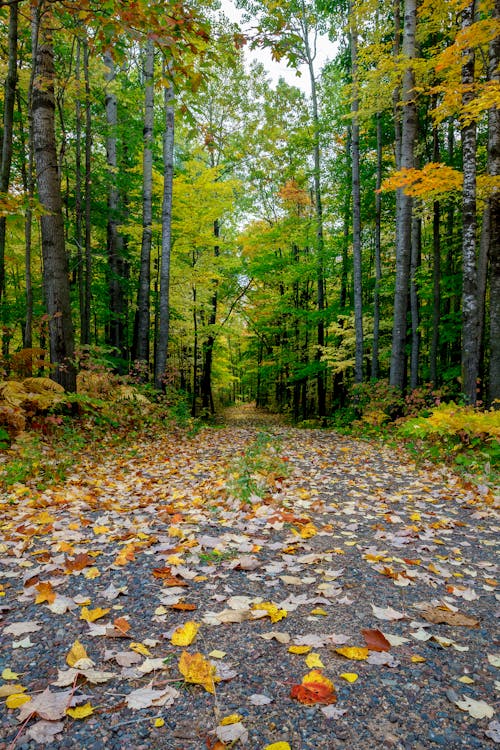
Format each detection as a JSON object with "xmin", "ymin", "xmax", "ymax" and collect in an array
[
  {"xmin": 350, "ymin": 13, "xmax": 363, "ymax": 384},
  {"xmin": 390, "ymin": 0, "xmax": 418, "ymax": 391},
  {"xmin": 104, "ymin": 50, "xmax": 127, "ymax": 358},
  {"xmin": 460, "ymin": 0, "xmax": 479, "ymax": 404},
  {"xmin": 488, "ymin": 0, "xmax": 500, "ymax": 405},
  {"xmin": 0, "ymin": 0, "xmax": 18, "ymax": 356},
  {"xmin": 372, "ymin": 112, "xmax": 382, "ymax": 380},
  {"xmin": 32, "ymin": 5, "xmax": 76, "ymax": 391},
  {"xmin": 83, "ymin": 37, "xmax": 92, "ymax": 345},
  {"xmin": 133, "ymin": 39, "xmax": 154, "ymax": 367},
  {"xmin": 155, "ymin": 63, "xmax": 174, "ymax": 389}
]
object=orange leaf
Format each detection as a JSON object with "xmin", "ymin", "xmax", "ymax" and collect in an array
[
  {"xmin": 290, "ymin": 681, "xmax": 336, "ymax": 705},
  {"xmin": 35, "ymin": 582, "xmax": 56, "ymax": 604},
  {"xmin": 113, "ymin": 617, "xmax": 131, "ymax": 634},
  {"xmin": 64, "ymin": 552, "xmax": 92, "ymax": 572},
  {"xmin": 362, "ymin": 629, "xmax": 391, "ymax": 652},
  {"xmin": 170, "ymin": 602, "xmax": 196, "ymax": 611}
]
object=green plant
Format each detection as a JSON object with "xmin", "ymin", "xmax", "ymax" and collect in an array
[{"xmin": 227, "ymin": 431, "xmax": 289, "ymax": 504}]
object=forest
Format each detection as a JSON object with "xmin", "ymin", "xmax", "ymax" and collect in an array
[{"xmin": 0, "ymin": 0, "xmax": 499, "ymax": 424}]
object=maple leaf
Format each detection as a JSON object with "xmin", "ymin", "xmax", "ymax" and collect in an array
[
  {"xmin": 64, "ymin": 552, "xmax": 93, "ymax": 572},
  {"xmin": 251, "ymin": 601, "xmax": 287, "ymax": 623},
  {"xmin": 17, "ymin": 687, "xmax": 70, "ymax": 722},
  {"xmin": 178, "ymin": 651, "xmax": 220, "ymax": 694},
  {"xmin": 66, "ymin": 639, "xmax": 90, "ymax": 667},
  {"xmin": 125, "ymin": 682, "xmax": 179, "ymax": 709},
  {"xmin": 34, "ymin": 582, "xmax": 56, "ymax": 605},
  {"xmin": 421, "ymin": 606, "xmax": 479, "ymax": 627},
  {"xmin": 290, "ymin": 669, "xmax": 336, "ymax": 705},
  {"xmin": 66, "ymin": 702, "xmax": 94, "ymax": 719}
]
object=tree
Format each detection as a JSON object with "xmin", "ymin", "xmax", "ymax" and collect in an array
[{"xmin": 32, "ymin": 3, "xmax": 76, "ymax": 390}]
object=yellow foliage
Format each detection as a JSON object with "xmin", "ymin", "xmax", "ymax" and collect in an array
[{"xmin": 380, "ymin": 164, "xmax": 462, "ymax": 199}]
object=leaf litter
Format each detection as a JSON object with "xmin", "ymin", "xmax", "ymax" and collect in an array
[{"xmin": 0, "ymin": 405, "xmax": 498, "ymax": 747}]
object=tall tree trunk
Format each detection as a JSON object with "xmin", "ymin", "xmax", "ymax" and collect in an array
[
  {"xmin": 32, "ymin": 5, "xmax": 76, "ymax": 391},
  {"xmin": 390, "ymin": 0, "xmax": 418, "ymax": 391},
  {"xmin": 75, "ymin": 38, "xmax": 85, "ymax": 344},
  {"xmin": 133, "ymin": 39, "xmax": 154, "ymax": 367},
  {"xmin": 430, "ymin": 116, "xmax": 441, "ymax": 386},
  {"xmin": 340, "ymin": 126, "xmax": 351, "ymax": 310},
  {"xmin": 372, "ymin": 112, "xmax": 382, "ymax": 380},
  {"xmin": 0, "ymin": 0, "xmax": 18, "ymax": 358},
  {"xmin": 488, "ymin": 0, "xmax": 500, "ymax": 405},
  {"xmin": 201, "ymin": 219, "xmax": 220, "ymax": 414},
  {"xmin": 155, "ymin": 65, "xmax": 174, "ymax": 389},
  {"xmin": 104, "ymin": 50, "xmax": 127, "ymax": 358},
  {"xmin": 350, "ymin": 13, "xmax": 363, "ymax": 384},
  {"xmin": 83, "ymin": 38, "xmax": 92, "ymax": 345},
  {"xmin": 460, "ymin": 0, "xmax": 479, "ymax": 404},
  {"xmin": 410, "ymin": 214, "xmax": 421, "ymax": 390}
]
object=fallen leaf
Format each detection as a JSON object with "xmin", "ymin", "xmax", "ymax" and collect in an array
[
  {"xmin": 6, "ymin": 693, "xmax": 31, "ymax": 709},
  {"xmin": 485, "ymin": 720, "xmax": 500, "ymax": 742},
  {"xmin": 335, "ymin": 646, "xmax": 369, "ymax": 661},
  {"xmin": 130, "ymin": 642, "xmax": 152, "ymax": 657},
  {"xmin": 220, "ymin": 713, "xmax": 242, "ymax": 725},
  {"xmin": 3, "ymin": 621, "xmax": 42, "ymax": 636},
  {"xmin": 264, "ymin": 743, "xmax": 291, "ymax": 750},
  {"xmin": 171, "ymin": 620, "xmax": 200, "ymax": 646},
  {"xmin": 25, "ymin": 720, "xmax": 65, "ymax": 745},
  {"xmin": 66, "ymin": 640, "xmax": 90, "ymax": 668},
  {"xmin": 18, "ymin": 687, "xmax": 70, "ymax": 722},
  {"xmin": 305, "ymin": 652, "xmax": 324, "ymax": 668},
  {"xmin": 125, "ymin": 682, "xmax": 179, "ymax": 709},
  {"xmin": 339, "ymin": 673, "xmax": 358, "ymax": 682},
  {"xmin": 453, "ymin": 696, "xmax": 495, "ymax": 719},
  {"xmin": 34, "ymin": 582, "xmax": 56, "ymax": 605},
  {"xmin": 362, "ymin": 629, "xmax": 391, "ymax": 652},
  {"xmin": 289, "ymin": 645, "xmax": 312, "ymax": 654},
  {"xmin": 421, "ymin": 606, "xmax": 479, "ymax": 628},
  {"xmin": 488, "ymin": 654, "xmax": 500, "ymax": 667},
  {"xmin": 252, "ymin": 602, "xmax": 287, "ymax": 623},
  {"xmin": 216, "ymin": 721, "xmax": 249, "ymax": 744},
  {"xmin": 371, "ymin": 604, "xmax": 405, "ymax": 621},
  {"xmin": 80, "ymin": 606, "xmax": 110, "ymax": 622},
  {"xmin": 66, "ymin": 702, "xmax": 94, "ymax": 719},
  {"xmin": 249, "ymin": 694, "xmax": 273, "ymax": 705},
  {"xmin": 2, "ymin": 668, "xmax": 21, "ymax": 680},
  {"xmin": 178, "ymin": 651, "xmax": 220, "ymax": 694}
]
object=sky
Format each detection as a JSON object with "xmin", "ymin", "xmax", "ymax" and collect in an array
[{"xmin": 218, "ymin": 0, "xmax": 334, "ymax": 95}]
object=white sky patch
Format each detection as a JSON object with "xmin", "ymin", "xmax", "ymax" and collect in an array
[{"xmin": 218, "ymin": 0, "xmax": 334, "ymax": 95}]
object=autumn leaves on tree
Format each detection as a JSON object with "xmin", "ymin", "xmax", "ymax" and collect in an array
[{"xmin": 0, "ymin": 0, "xmax": 498, "ymax": 415}]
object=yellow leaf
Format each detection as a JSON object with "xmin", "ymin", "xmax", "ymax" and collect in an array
[
  {"xmin": 154, "ymin": 718, "xmax": 165, "ymax": 727},
  {"xmin": 6, "ymin": 693, "xmax": 31, "ymax": 709},
  {"xmin": 411, "ymin": 655, "xmax": 426, "ymax": 663},
  {"xmin": 302, "ymin": 670, "xmax": 334, "ymax": 691},
  {"xmin": 340, "ymin": 673, "xmax": 358, "ymax": 683},
  {"xmin": 209, "ymin": 650, "xmax": 226, "ymax": 659},
  {"xmin": 168, "ymin": 526, "xmax": 183, "ymax": 538},
  {"xmin": 310, "ymin": 607, "xmax": 328, "ymax": 616},
  {"xmin": 93, "ymin": 525, "xmax": 109, "ymax": 534},
  {"xmin": 2, "ymin": 668, "xmax": 20, "ymax": 680},
  {"xmin": 264, "ymin": 744, "xmax": 292, "ymax": 750},
  {"xmin": 299, "ymin": 522, "xmax": 317, "ymax": 539},
  {"xmin": 220, "ymin": 713, "xmax": 242, "ymax": 725},
  {"xmin": 458, "ymin": 675, "xmax": 474, "ymax": 684},
  {"xmin": 66, "ymin": 702, "xmax": 94, "ymax": 719},
  {"xmin": 130, "ymin": 642, "xmax": 152, "ymax": 657},
  {"xmin": 252, "ymin": 602, "xmax": 287, "ymax": 623},
  {"xmin": 178, "ymin": 651, "xmax": 220, "ymax": 694},
  {"xmin": 171, "ymin": 621, "xmax": 200, "ymax": 647},
  {"xmin": 305, "ymin": 653, "xmax": 324, "ymax": 668},
  {"xmin": 66, "ymin": 640, "xmax": 89, "ymax": 667},
  {"xmin": 80, "ymin": 606, "xmax": 110, "ymax": 622},
  {"xmin": 335, "ymin": 646, "xmax": 369, "ymax": 661},
  {"xmin": 166, "ymin": 555, "xmax": 184, "ymax": 565},
  {"xmin": 84, "ymin": 567, "xmax": 101, "ymax": 580},
  {"xmin": 289, "ymin": 645, "xmax": 312, "ymax": 654},
  {"xmin": 410, "ymin": 512, "xmax": 421, "ymax": 521}
]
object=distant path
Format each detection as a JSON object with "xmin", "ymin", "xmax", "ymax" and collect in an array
[{"xmin": 222, "ymin": 402, "xmax": 286, "ymax": 428}]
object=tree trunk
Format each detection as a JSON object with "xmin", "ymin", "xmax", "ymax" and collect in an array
[
  {"xmin": 350, "ymin": 15, "xmax": 363, "ymax": 384},
  {"xmin": 0, "ymin": 0, "xmax": 18, "ymax": 357},
  {"xmin": 32, "ymin": 6, "xmax": 76, "ymax": 391},
  {"xmin": 410, "ymin": 214, "xmax": 421, "ymax": 390},
  {"xmin": 75, "ymin": 39, "xmax": 86, "ymax": 344},
  {"xmin": 104, "ymin": 50, "xmax": 127, "ymax": 358},
  {"xmin": 488, "ymin": 0, "xmax": 500, "ymax": 405},
  {"xmin": 372, "ymin": 112, "xmax": 382, "ymax": 380},
  {"xmin": 460, "ymin": 0, "xmax": 479, "ymax": 404},
  {"xmin": 390, "ymin": 0, "xmax": 417, "ymax": 391},
  {"xmin": 83, "ymin": 38, "xmax": 92, "ymax": 345},
  {"xmin": 155, "ymin": 64, "xmax": 174, "ymax": 390},
  {"xmin": 133, "ymin": 39, "xmax": 154, "ymax": 367},
  {"xmin": 201, "ymin": 219, "xmax": 220, "ymax": 414}
]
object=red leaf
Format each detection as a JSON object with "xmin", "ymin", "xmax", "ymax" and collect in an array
[{"xmin": 290, "ymin": 681, "xmax": 337, "ymax": 705}]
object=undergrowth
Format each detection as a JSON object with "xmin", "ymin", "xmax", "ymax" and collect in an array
[
  {"xmin": 328, "ymin": 381, "xmax": 499, "ymax": 487},
  {"xmin": 227, "ymin": 431, "xmax": 290, "ymax": 504}
]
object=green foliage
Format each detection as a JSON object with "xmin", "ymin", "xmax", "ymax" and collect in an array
[{"xmin": 227, "ymin": 431, "xmax": 289, "ymax": 504}]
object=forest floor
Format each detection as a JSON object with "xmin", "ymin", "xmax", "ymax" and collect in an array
[{"xmin": 0, "ymin": 404, "xmax": 498, "ymax": 750}]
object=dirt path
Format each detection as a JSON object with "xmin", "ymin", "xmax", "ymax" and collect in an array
[{"xmin": 0, "ymin": 411, "xmax": 498, "ymax": 749}]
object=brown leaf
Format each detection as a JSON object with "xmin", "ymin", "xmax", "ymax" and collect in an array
[
  {"xmin": 421, "ymin": 606, "xmax": 479, "ymax": 628},
  {"xmin": 362, "ymin": 629, "xmax": 392, "ymax": 652},
  {"xmin": 64, "ymin": 552, "xmax": 92, "ymax": 572}
]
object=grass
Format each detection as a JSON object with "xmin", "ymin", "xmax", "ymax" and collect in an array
[{"xmin": 226, "ymin": 430, "xmax": 290, "ymax": 504}]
